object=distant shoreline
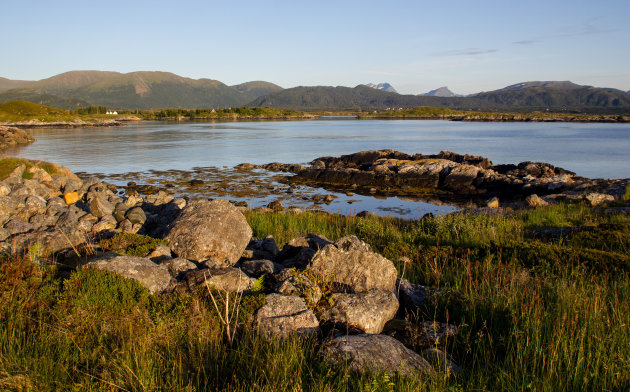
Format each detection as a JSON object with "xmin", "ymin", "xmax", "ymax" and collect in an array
[{"xmin": 3, "ymin": 113, "xmax": 630, "ymax": 128}]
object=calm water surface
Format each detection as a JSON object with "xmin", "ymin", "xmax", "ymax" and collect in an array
[{"xmin": 5, "ymin": 119, "xmax": 629, "ymax": 218}]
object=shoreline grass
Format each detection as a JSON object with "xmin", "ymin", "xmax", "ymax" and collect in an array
[{"xmin": 1, "ymin": 201, "xmax": 628, "ymax": 391}]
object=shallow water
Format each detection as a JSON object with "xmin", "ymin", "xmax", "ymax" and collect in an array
[{"xmin": 5, "ymin": 119, "xmax": 630, "ymax": 219}]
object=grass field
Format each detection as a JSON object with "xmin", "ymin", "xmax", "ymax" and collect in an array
[{"xmin": 1, "ymin": 202, "xmax": 629, "ymax": 391}]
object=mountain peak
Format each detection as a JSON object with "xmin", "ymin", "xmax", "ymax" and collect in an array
[
  {"xmin": 422, "ymin": 86, "xmax": 459, "ymax": 97},
  {"xmin": 365, "ymin": 83, "xmax": 398, "ymax": 93}
]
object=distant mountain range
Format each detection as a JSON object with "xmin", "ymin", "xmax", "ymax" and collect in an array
[
  {"xmin": 252, "ymin": 82, "xmax": 630, "ymax": 113},
  {"xmin": 0, "ymin": 71, "xmax": 282, "ymax": 110},
  {"xmin": 421, "ymin": 86, "xmax": 461, "ymax": 97},
  {"xmin": 0, "ymin": 71, "xmax": 629, "ymax": 113},
  {"xmin": 365, "ymin": 83, "xmax": 398, "ymax": 93}
]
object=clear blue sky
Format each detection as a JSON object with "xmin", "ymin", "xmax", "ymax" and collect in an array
[{"xmin": 2, "ymin": 0, "xmax": 629, "ymax": 95}]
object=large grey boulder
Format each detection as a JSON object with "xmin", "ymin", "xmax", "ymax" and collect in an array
[
  {"xmin": 310, "ymin": 235, "xmax": 397, "ymax": 293},
  {"xmin": 165, "ymin": 199, "xmax": 252, "ymax": 265},
  {"xmin": 321, "ymin": 334, "xmax": 435, "ymax": 376},
  {"xmin": 85, "ymin": 253, "xmax": 173, "ymax": 294},
  {"xmin": 254, "ymin": 294, "xmax": 320, "ymax": 338},
  {"xmin": 318, "ymin": 289, "xmax": 399, "ymax": 334}
]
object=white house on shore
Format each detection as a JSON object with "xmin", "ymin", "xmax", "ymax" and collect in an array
[{"xmin": 106, "ymin": 110, "xmax": 118, "ymax": 115}]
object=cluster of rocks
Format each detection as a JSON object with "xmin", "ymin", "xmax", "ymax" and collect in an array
[
  {"xmin": 242, "ymin": 150, "xmax": 627, "ymax": 207},
  {"xmin": 0, "ymin": 159, "xmax": 184, "ymax": 258},
  {"xmin": 0, "ymin": 126, "xmax": 36, "ymax": 149},
  {"xmin": 0, "ymin": 159, "xmax": 459, "ymax": 377}
]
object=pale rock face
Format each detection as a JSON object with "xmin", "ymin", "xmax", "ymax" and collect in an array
[
  {"xmin": 309, "ymin": 235, "xmax": 398, "ymax": 293},
  {"xmin": 165, "ymin": 199, "xmax": 252, "ymax": 265},
  {"xmin": 254, "ymin": 294, "xmax": 320, "ymax": 338},
  {"xmin": 318, "ymin": 289, "xmax": 399, "ymax": 334},
  {"xmin": 85, "ymin": 253, "xmax": 173, "ymax": 294}
]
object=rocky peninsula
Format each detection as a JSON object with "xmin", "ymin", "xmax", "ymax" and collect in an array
[
  {"xmin": 245, "ymin": 150, "xmax": 627, "ymax": 208},
  {"xmin": 0, "ymin": 126, "xmax": 36, "ymax": 149}
]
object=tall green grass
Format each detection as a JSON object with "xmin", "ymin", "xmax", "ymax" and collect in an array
[{"xmin": 1, "ymin": 202, "xmax": 628, "ymax": 391}]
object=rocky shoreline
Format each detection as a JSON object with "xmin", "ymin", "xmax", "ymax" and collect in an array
[
  {"xmin": 0, "ymin": 158, "xmax": 463, "ymax": 376},
  {"xmin": 242, "ymin": 150, "xmax": 627, "ymax": 208},
  {"xmin": 0, "ymin": 126, "xmax": 36, "ymax": 149},
  {"xmin": 358, "ymin": 114, "xmax": 630, "ymax": 123},
  {"xmin": 1, "ymin": 118, "xmax": 137, "ymax": 128}
]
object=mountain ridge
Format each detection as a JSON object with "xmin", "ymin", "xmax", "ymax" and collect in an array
[
  {"xmin": 0, "ymin": 72, "xmax": 628, "ymax": 113},
  {"xmin": 0, "ymin": 71, "xmax": 283, "ymax": 110}
]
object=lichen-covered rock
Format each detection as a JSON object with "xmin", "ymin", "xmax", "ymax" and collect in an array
[
  {"xmin": 254, "ymin": 294, "xmax": 319, "ymax": 338},
  {"xmin": 321, "ymin": 334, "xmax": 435, "ymax": 376},
  {"xmin": 88, "ymin": 194, "xmax": 114, "ymax": 218},
  {"xmin": 85, "ymin": 253, "xmax": 173, "ymax": 294},
  {"xmin": 526, "ymin": 194, "xmax": 549, "ymax": 207},
  {"xmin": 180, "ymin": 267, "xmax": 255, "ymax": 292},
  {"xmin": 125, "ymin": 207, "xmax": 146, "ymax": 226},
  {"xmin": 586, "ymin": 192, "xmax": 615, "ymax": 206},
  {"xmin": 165, "ymin": 199, "xmax": 252, "ymax": 265},
  {"xmin": 318, "ymin": 289, "xmax": 399, "ymax": 334},
  {"xmin": 241, "ymin": 259, "xmax": 283, "ymax": 277},
  {"xmin": 160, "ymin": 258, "xmax": 197, "ymax": 280},
  {"xmin": 310, "ymin": 235, "xmax": 397, "ymax": 293}
]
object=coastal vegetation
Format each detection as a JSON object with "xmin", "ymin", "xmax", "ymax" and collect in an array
[
  {"xmin": 124, "ymin": 106, "xmax": 312, "ymax": 120},
  {"xmin": 0, "ymin": 101, "xmax": 124, "ymax": 124},
  {"xmin": 1, "ymin": 200, "xmax": 628, "ymax": 391}
]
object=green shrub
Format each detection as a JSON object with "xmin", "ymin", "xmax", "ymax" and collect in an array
[{"xmin": 98, "ymin": 232, "xmax": 167, "ymax": 257}]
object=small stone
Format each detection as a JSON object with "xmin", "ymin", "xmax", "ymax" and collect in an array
[
  {"xmin": 63, "ymin": 192, "xmax": 80, "ymax": 205},
  {"xmin": 125, "ymin": 207, "xmax": 147, "ymax": 225},
  {"xmin": 526, "ymin": 194, "xmax": 549, "ymax": 207},
  {"xmin": 267, "ymin": 200, "xmax": 284, "ymax": 211},
  {"xmin": 486, "ymin": 197, "xmax": 499, "ymax": 208}
]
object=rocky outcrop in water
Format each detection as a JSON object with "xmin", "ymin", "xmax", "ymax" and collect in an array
[
  {"xmin": 0, "ymin": 126, "xmax": 35, "ymax": 149},
  {"xmin": 251, "ymin": 150, "xmax": 627, "ymax": 206}
]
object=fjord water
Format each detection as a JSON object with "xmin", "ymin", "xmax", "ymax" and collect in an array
[
  {"xmin": 9, "ymin": 119, "xmax": 630, "ymax": 177},
  {"xmin": 6, "ymin": 119, "xmax": 629, "ymax": 218}
]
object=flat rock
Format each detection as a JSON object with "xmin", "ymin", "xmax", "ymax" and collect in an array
[
  {"xmin": 318, "ymin": 289, "xmax": 399, "ymax": 334},
  {"xmin": 165, "ymin": 199, "xmax": 252, "ymax": 265},
  {"xmin": 321, "ymin": 334, "xmax": 435, "ymax": 376},
  {"xmin": 254, "ymin": 294, "xmax": 320, "ymax": 338},
  {"xmin": 240, "ymin": 259, "xmax": 283, "ymax": 277},
  {"xmin": 85, "ymin": 253, "xmax": 173, "ymax": 294},
  {"xmin": 180, "ymin": 267, "xmax": 255, "ymax": 292}
]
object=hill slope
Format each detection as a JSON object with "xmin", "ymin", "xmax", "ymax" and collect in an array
[{"xmin": 0, "ymin": 71, "xmax": 284, "ymax": 110}]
